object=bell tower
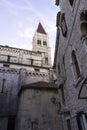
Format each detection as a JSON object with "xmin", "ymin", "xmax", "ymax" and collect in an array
[{"xmin": 32, "ymin": 22, "xmax": 51, "ymax": 67}]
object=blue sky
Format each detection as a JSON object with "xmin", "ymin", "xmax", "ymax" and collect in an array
[{"xmin": 0, "ymin": 0, "xmax": 60, "ymax": 63}]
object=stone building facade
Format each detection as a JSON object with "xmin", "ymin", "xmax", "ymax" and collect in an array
[
  {"xmin": 54, "ymin": 0, "xmax": 87, "ymax": 130},
  {"xmin": 0, "ymin": 23, "xmax": 62, "ymax": 130}
]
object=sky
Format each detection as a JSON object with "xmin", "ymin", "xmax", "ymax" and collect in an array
[{"xmin": 0, "ymin": 0, "xmax": 60, "ymax": 63}]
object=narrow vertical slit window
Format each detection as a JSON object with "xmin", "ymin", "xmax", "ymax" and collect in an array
[
  {"xmin": 1, "ymin": 79, "xmax": 6, "ymax": 93},
  {"xmin": 31, "ymin": 59, "xmax": 33, "ymax": 65},
  {"xmin": 60, "ymin": 85, "xmax": 65, "ymax": 105},
  {"xmin": 67, "ymin": 119, "xmax": 71, "ymax": 130},
  {"xmin": 7, "ymin": 55, "xmax": 11, "ymax": 62},
  {"xmin": 56, "ymin": 11, "xmax": 61, "ymax": 27}
]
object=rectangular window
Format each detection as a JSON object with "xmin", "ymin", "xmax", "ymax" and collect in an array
[
  {"xmin": 1, "ymin": 79, "xmax": 6, "ymax": 93},
  {"xmin": 34, "ymin": 68, "xmax": 40, "ymax": 72},
  {"xmin": 3, "ymin": 64, "xmax": 9, "ymax": 67},
  {"xmin": 7, "ymin": 55, "xmax": 11, "ymax": 62},
  {"xmin": 31, "ymin": 59, "xmax": 33, "ymax": 65},
  {"xmin": 67, "ymin": 119, "xmax": 71, "ymax": 130},
  {"xmin": 7, "ymin": 117, "xmax": 15, "ymax": 130},
  {"xmin": 45, "ymin": 57, "xmax": 48, "ymax": 65}
]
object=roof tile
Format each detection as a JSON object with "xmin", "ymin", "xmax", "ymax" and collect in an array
[{"xmin": 36, "ymin": 22, "xmax": 47, "ymax": 35}]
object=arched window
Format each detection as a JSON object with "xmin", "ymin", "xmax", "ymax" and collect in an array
[
  {"xmin": 72, "ymin": 51, "xmax": 80, "ymax": 78},
  {"xmin": 80, "ymin": 10, "xmax": 87, "ymax": 37},
  {"xmin": 69, "ymin": 0, "xmax": 74, "ymax": 6}
]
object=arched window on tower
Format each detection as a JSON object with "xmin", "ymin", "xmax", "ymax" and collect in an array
[
  {"xmin": 37, "ymin": 39, "xmax": 41, "ymax": 45},
  {"xmin": 72, "ymin": 51, "xmax": 80, "ymax": 78}
]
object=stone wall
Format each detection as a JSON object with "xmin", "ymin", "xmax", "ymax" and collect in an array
[{"xmin": 15, "ymin": 87, "xmax": 63, "ymax": 130}]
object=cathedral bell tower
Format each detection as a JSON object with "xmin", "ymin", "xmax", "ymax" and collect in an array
[{"xmin": 32, "ymin": 22, "xmax": 51, "ymax": 67}]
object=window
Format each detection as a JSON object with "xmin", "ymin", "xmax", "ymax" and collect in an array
[
  {"xmin": 37, "ymin": 40, "xmax": 41, "ymax": 45},
  {"xmin": 67, "ymin": 119, "xmax": 71, "ymax": 130},
  {"xmin": 1, "ymin": 79, "xmax": 6, "ymax": 93},
  {"xmin": 43, "ymin": 41, "xmax": 47, "ymax": 46},
  {"xmin": 69, "ymin": 0, "xmax": 74, "ymax": 6},
  {"xmin": 31, "ymin": 59, "xmax": 33, "ymax": 65},
  {"xmin": 56, "ymin": 12, "xmax": 67, "ymax": 37},
  {"xmin": 7, "ymin": 117, "xmax": 15, "ymax": 130},
  {"xmin": 72, "ymin": 51, "xmax": 80, "ymax": 78},
  {"xmin": 55, "ymin": 0, "xmax": 60, "ymax": 6},
  {"xmin": 3, "ymin": 64, "xmax": 9, "ymax": 67},
  {"xmin": 56, "ymin": 11, "xmax": 61, "ymax": 27},
  {"xmin": 60, "ymin": 84, "xmax": 65, "ymax": 105},
  {"xmin": 80, "ymin": 10, "xmax": 87, "ymax": 37},
  {"xmin": 61, "ymin": 13, "xmax": 67, "ymax": 37},
  {"xmin": 45, "ymin": 57, "xmax": 48, "ymax": 65},
  {"xmin": 7, "ymin": 55, "xmax": 10, "ymax": 62},
  {"xmin": 34, "ymin": 68, "xmax": 40, "ymax": 72},
  {"xmin": 63, "ymin": 56, "xmax": 65, "ymax": 65}
]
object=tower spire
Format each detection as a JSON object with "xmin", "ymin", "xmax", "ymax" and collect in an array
[{"xmin": 36, "ymin": 22, "xmax": 47, "ymax": 35}]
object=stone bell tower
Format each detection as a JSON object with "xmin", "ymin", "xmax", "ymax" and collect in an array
[{"xmin": 32, "ymin": 22, "xmax": 51, "ymax": 67}]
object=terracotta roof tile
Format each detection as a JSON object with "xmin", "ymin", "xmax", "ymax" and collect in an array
[{"xmin": 36, "ymin": 22, "xmax": 47, "ymax": 35}]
